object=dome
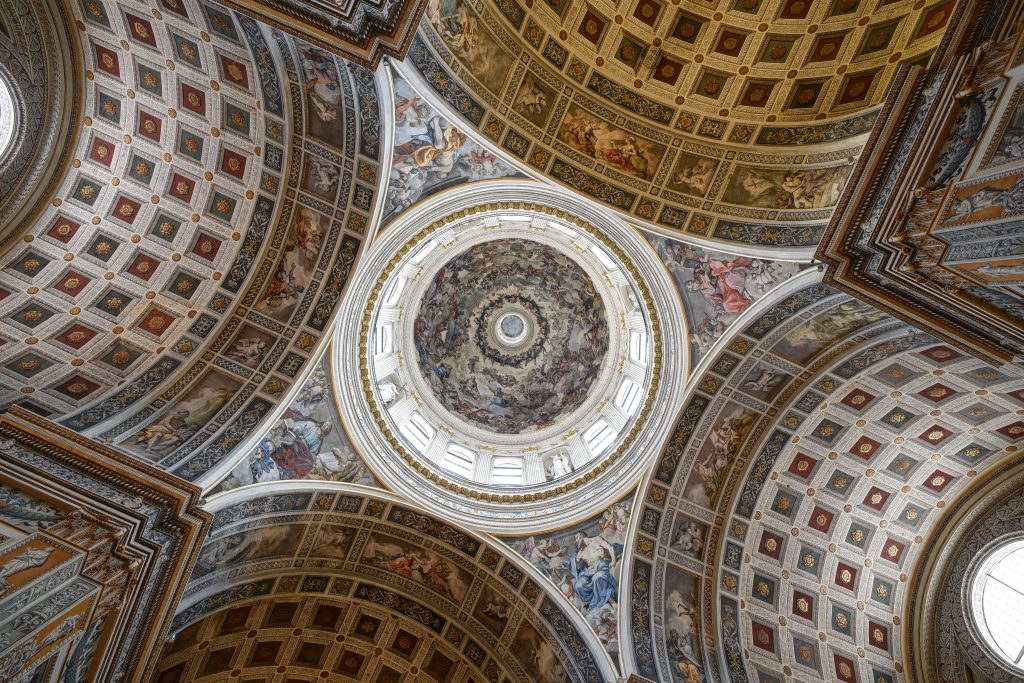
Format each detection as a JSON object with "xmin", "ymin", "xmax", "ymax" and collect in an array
[
  {"xmin": 412, "ymin": 237, "xmax": 611, "ymax": 436},
  {"xmin": 335, "ymin": 181, "xmax": 688, "ymax": 532}
]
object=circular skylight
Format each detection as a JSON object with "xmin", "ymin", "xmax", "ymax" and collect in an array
[
  {"xmin": 972, "ymin": 538, "xmax": 1024, "ymax": 671},
  {"xmin": 0, "ymin": 74, "xmax": 17, "ymax": 161}
]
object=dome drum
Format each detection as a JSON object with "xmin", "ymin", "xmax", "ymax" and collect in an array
[{"xmin": 334, "ymin": 182, "xmax": 688, "ymax": 532}]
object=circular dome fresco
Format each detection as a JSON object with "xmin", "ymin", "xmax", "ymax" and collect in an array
[
  {"xmin": 335, "ymin": 182, "xmax": 687, "ymax": 532},
  {"xmin": 413, "ymin": 237, "xmax": 610, "ymax": 435}
]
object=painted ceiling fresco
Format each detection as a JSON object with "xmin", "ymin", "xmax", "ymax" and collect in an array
[
  {"xmin": 501, "ymin": 492, "xmax": 633, "ymax": 664},
  {"xmin": 6, "ymin": 1, "xmax": 1021, "ymax": 682},
  {"xmin": 644, "ymin": 228, "xmax": 804, "ymax": 363},
  {"xmin": 0, "ymin": 0, "xmax": 385, "ymax": 488},
  {"xmin": 384, "ymin": 69, "xmax": 521, "ymax": 224},
  {"xmin": 170, "ymin": 485, "xmax": 615, "ymax": 683},
  {"xmin": 391, "ymin": 0, "xmax": 956, "ymax": 248},
  {"xmin": 414, "ymin": 238, "xmax": 609, "ymax": 434},
  {"xmin": 212, "ymin": 348, "xmax": 379, "ymax": 494},
  {"xmin": 623, "ymin": 274, "xmax": 1024, "ymax": 683}
]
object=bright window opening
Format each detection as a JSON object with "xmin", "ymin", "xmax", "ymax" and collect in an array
[
  {"xmin": 491, "ymin": 458, "xmax": 523, "ymax": 486},
  {"xmin": 374, "ymin": 324, "xmax": 393, "ymax": 355},
  {"xmin": 590, "ymin": 244, "xmax": 618, "ymax": 270},
  {"xmin": 382, "ymin": 277, "xmax": 406, "ymax": 306},
  {"xmin": 0, "ymin": 76, "xmax": 15, "ymax": 160},
  {"xmin": 441, "ymin": 443, "xmax": 475, "ymax": 479},
  {"xmin": 630, "ymin": 332, "xmax": 648, "ymax": 365},
  {"xmin": 584, "ymin": 419, "xmax": 616, "ymax": 456},
  {"xmin": 972, "ymin": 539, "xmax": 1024, "ymax": 671},
  {"xmin": 398, "ymin": 413, "xmax": 434, "ymax": 453},
  {"xmin": 615, "ymin": 379, "xmax": 642, "ymax": 415}
]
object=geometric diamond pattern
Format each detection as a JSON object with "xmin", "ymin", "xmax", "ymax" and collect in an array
[
  {"xmin": 734, "ymin": 342, "xmax": 1024, "ymax": 683},
  {"xmin": 0, "ymin": 0, "xmax": 276, "ymax": 419}
]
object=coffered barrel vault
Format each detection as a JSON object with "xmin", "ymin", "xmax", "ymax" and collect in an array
[
  {"xmin": 0, "ymin": 0, "xmax": 386, "ymax": 489},
  {"xmin": 393, "ymin": 0, "xmax": 958, "ymax": 250}
]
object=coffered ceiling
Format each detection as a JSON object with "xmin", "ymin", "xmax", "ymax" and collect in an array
[{"xmin": 510, "ymin": 0, "xmax": 952, "ymax": 125}]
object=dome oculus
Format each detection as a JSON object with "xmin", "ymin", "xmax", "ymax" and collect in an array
[
  {"xmin": 0, "ymin": 74, "xmax": 17, "ymax": 162},
  {"xmin": 971, "ymin": 538, "xmax": 1024, "ymax": 672},
  {"xmin": 413, "ymin": 238, "xmax": 610, "ymax": 434}
]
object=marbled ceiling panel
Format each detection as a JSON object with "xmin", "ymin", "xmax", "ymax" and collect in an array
[
  {"xmin": 622, "ymin": 272, "xmax": 1024, "ymax": 683},
  {"xmin": 172, "ymin": 485, "xmax": 614, "ymax": 683}
]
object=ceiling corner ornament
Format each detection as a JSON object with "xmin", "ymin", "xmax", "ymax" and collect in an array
[
  {"xmin": 335, "ymin": 181, "xmax": 687, "ymax": 532},
  {"xmin": 0, "ymin": 406, "xmax": 209, "ymax": 683},
  {"xmin": 906, "ymin": 446, "xmax": 1024, "ymax": 683},
  {"xmin": 816, "ymin": 0, "xmax": 1024, "ymax": 363},
  {"xmin": 212, "ymin": 0, "xmax": 428, "ymax": 67}
]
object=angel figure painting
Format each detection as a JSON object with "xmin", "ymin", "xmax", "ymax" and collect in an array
[
  {"xmin": 472, "ymin": 584, "xmax": 512, "ymax": 637},
  {"xmin": 503, "ymin": 500, "xmax": 630, "ymax": 656},
  {"xmin": 122, "ymin": 371, "xmax": 241, "ymax": 460},
  {"xmin": 224, "ymin": 324, "xmax": 275, "ymax": 370},
  {"xmin": 255, "ymin": 206, "xmax": 326, "ymax": 322},
  {"xmin": 682, "ymin": 402, "xmax": 759, "ymax": 507},
  {"xmin": 426, "ymin": 0, "xmax": 513, "ymax": 95},
  {"xmin": 296, "ymin": 44, "xmax": 345, "ymax": 149},
  {"xmin": 510, "ymin": 621, "xmax": 570, "ymax": 683},
  {"xmin": 668, "ymin": 512, "xmax": 708, "ymax": 560},
  {"xmin": 214, "ymin": 357, "xmax": 376, "ymax": 493},
  {"xmin": 384, "ymin": 75, "xmax": 518, "ymax": 222},
  {"xmin": 722, "ymin": 164, "xmax": 852, "ymax": 209},
  {"xmin": 512, "ymin": 72, "xmax": 557, "ymax": 127},
  {"xmin": 666, "ymin": 152, "xmax": 720, "ymax": 198},
  {"xmin": 361, "ymin": 533, "xmax": 472, "ymax": 603},
  {"xmin": 557, "ymin": 105, "xmax": 666, "ymax": 180},
  {"xmin": 307, "ymin": 524, "xmax": 355, "ymax": 560},
  {"xmin": 194, "ymin": 524, "xmax": 304, "ymax": 578},
  {"xmin": 647, "ymin": 234, "xmax": 802, "ymax": 361},
  {"xmin": 664, "ymin": 566, "xmax": 705, "ymax": 683}
]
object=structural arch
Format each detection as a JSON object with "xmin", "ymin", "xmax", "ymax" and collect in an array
[{"xmin": 165, "ymin": 481, "xmax": 617, "ymax": 683}]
